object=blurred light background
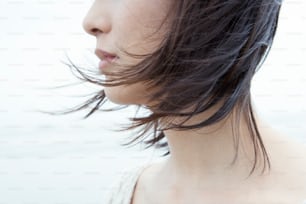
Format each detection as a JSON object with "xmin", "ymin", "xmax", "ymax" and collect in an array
[{"xmin": 0, "ymin": 0, "xmax": 305, "ymax": 203}]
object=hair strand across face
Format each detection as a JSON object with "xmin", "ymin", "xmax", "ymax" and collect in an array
[{"xmin": 47, "ymin": 0, "xmax": 282, "ymax": 177}]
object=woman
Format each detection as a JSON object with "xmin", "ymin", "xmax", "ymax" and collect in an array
[{"xmin": 62, "ymin": 0, "xmax": 306, "ymax": 203}]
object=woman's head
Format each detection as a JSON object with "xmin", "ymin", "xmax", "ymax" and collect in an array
[
  {"xmin": 61, "ymin": 0, "xmax": 282, "ymax": 176},
  {"xmin": 81, "ymin": 0, "xmax": 281, "ymax": 110}
]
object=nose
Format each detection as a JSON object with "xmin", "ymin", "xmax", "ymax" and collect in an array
[{"xmin": 82, "ymin": 3, "xmax": 112, "ymax": 37}]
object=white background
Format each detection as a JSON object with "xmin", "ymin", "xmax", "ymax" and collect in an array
[{"xmin": 0, "ymin": 0, "xmax": 305, "ymax": 203}]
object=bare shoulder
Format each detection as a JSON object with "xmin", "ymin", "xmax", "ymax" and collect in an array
[
  {"xmin": 131, "ymin": 160, "xmax": 166, "ymax": 204},
  {"xmin": 133, "ymin": 125, "xmax": 306, "ymax": 204}
]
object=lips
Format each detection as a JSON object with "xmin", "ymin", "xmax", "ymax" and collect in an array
[
  {"xmin": 95, "ymin": 48, "xmax": 118, "ymax": 63},
  {"xmin": 95, "ymin": 48, "xmax": 119, "ymax": 72}
]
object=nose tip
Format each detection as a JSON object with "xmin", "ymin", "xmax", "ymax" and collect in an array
[
  {"xmin": 82, "ymin": 18, "xmax": 100, "ymax": 36},
  {"xmin": 82, "ymin": 16, "xmax": 111, "ymax": 37},
  {"xmin": 82, "ymin": 2, "xmax": 112, "ymax": 37}
]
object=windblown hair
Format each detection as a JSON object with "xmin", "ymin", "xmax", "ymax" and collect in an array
[{"xmin": 54, "ymin": 0, "xmax": 283, "ymax": 177}]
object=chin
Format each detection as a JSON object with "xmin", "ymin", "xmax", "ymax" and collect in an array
[
  {"xmin": 103, "ymin": 85, "xmax": 142, "ymax": 105},
  {"xmin": 103, "ymin": 82, "xmax": 152, "ymax": 106},
  {"xmin": 104, "ymin": 86, "xmax": 128, "ymax": 105}
]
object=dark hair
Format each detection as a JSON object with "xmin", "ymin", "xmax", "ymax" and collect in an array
[{"xmin": 48, "ymin": 0, "xmax": 283, "ymax": 177}]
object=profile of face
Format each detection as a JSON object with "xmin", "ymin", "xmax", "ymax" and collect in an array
[{"xmin": 82, "ymin": 0, "xmax": 173, "ymax": 105}]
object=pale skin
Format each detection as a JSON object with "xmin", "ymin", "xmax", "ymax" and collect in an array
[{"xmin": 82, "ymin": 0, "xmax": 306, "ymax": 203}]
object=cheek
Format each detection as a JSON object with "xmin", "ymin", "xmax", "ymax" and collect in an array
[
  {"xmin": 115, "ymin": 1, "xmax": 170, "ymax": 57},
  {"xmin": 104, "ymin": 82, "xmax": 150, "ymax": 105},
  {"xmin": 105, "ymin": 1, "xmax": 171, "ymax": 106}
]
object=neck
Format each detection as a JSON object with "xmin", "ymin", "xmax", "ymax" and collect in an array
[{"xmin": 159, "ymin": 102, "xmax": 269, "ymax": 185}]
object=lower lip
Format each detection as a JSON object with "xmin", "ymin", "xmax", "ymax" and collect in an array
[
  {"xmin": 99, "ymin": 60, "xmax": 110, "ymax": 71},
  {"xmin": 98, "ymin": 57, "xmax": 118, "ymax": 72}
]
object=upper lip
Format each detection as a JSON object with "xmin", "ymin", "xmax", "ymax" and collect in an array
[{"xmin": 95, "ymin": 48, "xmax": 118, "ymax": 62}]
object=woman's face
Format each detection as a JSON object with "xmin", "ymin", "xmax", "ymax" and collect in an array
[{"xmin": 82, "ymin": 0, "xmax": 172, "ymax": 105}]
